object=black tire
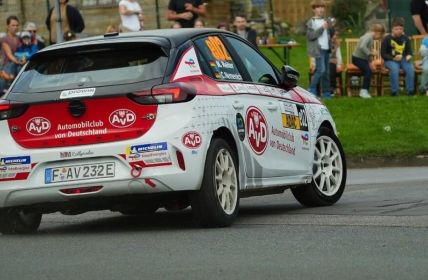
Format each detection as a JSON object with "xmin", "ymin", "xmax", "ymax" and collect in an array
[
  {"xmin": 291, "ymin": 127, "xmax": 347, "ymax": 207},
  {"xmin": 0, "ymin": 209, "xmax": 42, "ymax": 234},
  {"xmin": 191, "ymin": 138, "xmax": 239, "ymax": 227}
]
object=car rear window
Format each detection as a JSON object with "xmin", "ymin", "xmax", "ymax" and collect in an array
[{"xmin": 10, "ymin": 43, "xmax": 168, "ymax": 93}]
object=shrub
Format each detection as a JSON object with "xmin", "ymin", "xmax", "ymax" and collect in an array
[{"xmin": 331, "ymin": 0, "xmax": 368, "ymax": 35}]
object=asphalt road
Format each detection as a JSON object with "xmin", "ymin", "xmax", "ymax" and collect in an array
[{"xmin": 1, "ymin": 167, "xmax": 428, "ymax": 280}]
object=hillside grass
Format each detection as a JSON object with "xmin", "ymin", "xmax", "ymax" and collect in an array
[{"xmin": 260, "ymin": 36, "xmax": 428, "ymax": 157}]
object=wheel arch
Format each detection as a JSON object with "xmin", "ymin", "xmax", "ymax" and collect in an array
[
  {"xmin": 212, "ymin": 127, "xmax": 239, "ymax": 162},
  {"xmin": 319, "ymin": 120, "xmax": 335, "ymax": 133}
]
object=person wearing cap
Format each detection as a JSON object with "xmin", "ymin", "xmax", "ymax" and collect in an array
[
  {"xmin": 23, "ymin": 21, "xmax": 45, "ymax": 50},
  {"xmin": 15, "ymin": 31, "xmax": 39, "ymax": 63},
  {"xmin": 306, "ymin": 0, "xmax": 333, "ymax": 98},
  {"xmin": 45, "ymin": 0, "xmax": 85, "ymax": 44}
]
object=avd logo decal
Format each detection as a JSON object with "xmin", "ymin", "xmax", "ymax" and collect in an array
[
  {"xmin": 26, "ymin": 117, "xmax": 51, "ymax": 136},
  {"xmin": 246, "ymin": 107, "xmax": 268, "ymax": 155},
  {"xmin": 182, "ymin": 131, "xmax": 202, "ymax": 149},
  {"xmin": 109, "ymin": 109, "xmax": 136, "ymax": 128}
]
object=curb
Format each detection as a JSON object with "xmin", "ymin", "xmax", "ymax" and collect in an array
[{"xmin": 347, "ymin": 155, "xmax": 428, "ymax": 169}]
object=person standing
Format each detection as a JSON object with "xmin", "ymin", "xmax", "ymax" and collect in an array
[
  {"xmin": 306, "ymin": 0, "xmax": 332, "ymax": 98},
  {"xmin": 381, "ymin": 17, "xmax": 415, "ymax": 96},
  {"xmin": 411, "ymin": 0, "xmax": 428, "ymax": 35},
  {"xmin": 119, "ymin": 0, "xmax": 144, "ymax": 32},
  {"xmin": 45, "ymin": 0, "xmax": 85, "ymax": 44},
  {"xmin": 233, "ymin": 15, "xmax": 257, "ymax": 47},
  {"xmin": 351, "ymin": 23, "xmax": 385, "ymax": 98},
  {"xmin": 0, "ymin": 16, "xmax": 23, "ymax": 93},
  {"xmin": 167, "ymin": 0, "xmax": 206, "ymax": 28}
]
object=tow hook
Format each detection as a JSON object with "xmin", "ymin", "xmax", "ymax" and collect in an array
[{"xmin": 131, "ymin": 164, "xmax": 143, "ymax": 178}]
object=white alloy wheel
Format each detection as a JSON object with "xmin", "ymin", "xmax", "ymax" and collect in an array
[
  {"xmin": 313, "ymin": 135, "xmax": 344, "ymax": 196},
  {"xmin": 215, "ymin": 148, "xmax": 238, "ymax": 215}
]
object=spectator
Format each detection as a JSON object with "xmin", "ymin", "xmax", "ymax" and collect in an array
[
  {"xmin": 46, "ymin": 0, "xmax": 85, "ymax": 44},
  {"xmin": 15, "ymin": 31, "xmax": 38, "ymax": 63},
  {"xmin": 329, "ymin": 29, "xmax": 343, "ymax": 96},
  {"xmin": 23, "ymin": 21, "xmax": 45, "ymax": 50},
  {"xmin": 381, "ymin": 17, "xmax": 415, "ymax": 96},
  {"xmin": 171, "ymin": 22, "xmax": 182, "ymax": 29},
  {"xmin": 352, "ymin": 23, "xmax": 385, "ymax": 98},
  {"xmin": 411, "ymin": 0, "xmax": 428, "ymax": 35},
  {"xmin": 217, "ymin": 22, "xmax": 228, "ymax": 31},
  {"xmin": 194, "ymin": 19, "xmax": 205, "ymax": 28},
  {"xmin": 167, "ymin": 0, "xmax": 206, "ymax": 28},
  {"xmin": 233, "ymin": 15, "xmax": 257, "ymax": 47},
  {"xmin": 417, "ymin": 36, "xmax": 428, "ymax": 95},
  {"xmin": 1, "ymin": 16, "xmax": 24, "ymax": 81},
  {"xmin": 63, "ymin": 30, "xmax": 76, "ymax": 41},
  {"xmin": 306, "ymin": 0, "xmax": 332, "ymax": 98},
  {"xmin": 118, "ymin": 0, "xmax": 144, "ymax": 32}
]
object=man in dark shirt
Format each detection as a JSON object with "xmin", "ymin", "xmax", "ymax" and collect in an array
[
  {"xmin": 410, "ymin": 0, "xmax": 428, "ymax": 34},
  {"xmin": 167, "ymin": 0, "xmax": 206, "ymax": 28},
  {"xmin": 233, "ymin": 15, "xmax": 257, "ymax": 47}
]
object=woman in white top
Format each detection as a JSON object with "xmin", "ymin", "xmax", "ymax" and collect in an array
[{"xmin": 119, "ymin": 0, "xmax": 144, "ymax": 32}]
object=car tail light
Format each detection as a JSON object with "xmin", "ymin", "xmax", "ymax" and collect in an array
[
  {"xmin": 131, "ymin": 82, "xmax": 196, "ymax": 104},
  {"xmin": 59, "ymin": 186, "xmax": 103, "ymax": 195},
  {"xmin": 0, "ymin": 100, "xmax": 28, "ymax": 120}
]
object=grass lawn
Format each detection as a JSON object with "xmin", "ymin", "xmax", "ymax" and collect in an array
[
  {"xmin": 260, "ymin": 36, "xmax": 428, "ymax": 158},
  {"xmin": 325, "ymin": 97, "xmax": 428, "ymax": 157}
]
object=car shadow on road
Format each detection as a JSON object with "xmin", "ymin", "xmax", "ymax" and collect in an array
[{"xmin": 35, "ymin": 202, "xmax": 309, "ymax": 235}]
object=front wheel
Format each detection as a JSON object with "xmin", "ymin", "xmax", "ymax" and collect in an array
[
  {"xmin": 191, "ymin": 138, "xmax": 239, "ymax": 227},
  {"xmin": 0, "ymin": 209, "xmax": 42, "ymax": 234},
  {"xmin": 292, "ymin": 127, "xmax": 347, "ymax": 206}
]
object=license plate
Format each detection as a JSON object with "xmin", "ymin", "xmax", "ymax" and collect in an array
[{"xmin": 45, "ymin": 162, "xmax": 115, "ymax": 184}]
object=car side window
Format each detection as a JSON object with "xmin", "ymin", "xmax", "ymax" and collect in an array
[
  {"xmin": 194, "ymin": 36, "xmax": 243, "ymax": 82},
  {"xmin": 225, "ymin": 37, "xmax": 279, "ymax": 86}
]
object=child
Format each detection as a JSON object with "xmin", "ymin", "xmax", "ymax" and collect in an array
[
  {"xmin": 381, "ymin": 17, "xmax": 415, "ymax": 96},
  {"xmin": 14, "ymin": 31, "xmax": 38, "ymax": 64},
  {"xmin": 306, "ymin": 0, "xmax": 332, "ymax": 98},
  {"xmin": 352, "ymin": 23, "xmax": 385, "ymax": 98},
  {"xmin": 418, "ymin": 36, "xmax": 428, "ymax": 96}
]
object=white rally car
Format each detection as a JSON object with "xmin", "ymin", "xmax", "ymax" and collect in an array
[{"xmin": 0, "ymin": 29, "xmax": 346, "ymax": 234}]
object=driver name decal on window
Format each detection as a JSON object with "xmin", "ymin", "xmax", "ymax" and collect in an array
[{"xmin": 196, "ymin": 36, "xmax": 242, "ymax": 81}]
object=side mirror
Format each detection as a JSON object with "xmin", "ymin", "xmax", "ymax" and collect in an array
[{"xmin": 280, "ymin": 65, "xmax": 300, "ymax": 90}]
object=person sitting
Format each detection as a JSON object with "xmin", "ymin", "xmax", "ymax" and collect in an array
[
  {"xmin": 14, "ymin": 31, "xmax": 38, "ymax": 63},
  {"xmin": 381, "ymin": 17, "xmax": 415, "ymax": 96}
]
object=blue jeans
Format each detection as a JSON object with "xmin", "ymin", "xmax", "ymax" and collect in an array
[
  {"xmin": 384, "ymin": 60, "xmax": 415, "ymax": 93},
  {"xmin": 352, "ymin": 56, "xmax": 372, "ymax": 90},
  {"xmin": 419, "ymin": 58, "xmax": 428, "ymax": 92},
  {"xmin": 309, "ymin": 49, "xmax": 330, "ymax": 96}
]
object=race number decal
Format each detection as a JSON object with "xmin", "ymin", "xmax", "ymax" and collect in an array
[
  {"xmin": 205, "ymin": 36, "xmax": 232, "ymax": 61},
  {"xmin": 246, "ymin": 107, "xmax": 268, "ymax": 155}
]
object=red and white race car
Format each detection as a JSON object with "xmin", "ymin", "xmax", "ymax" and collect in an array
[{"xmin": 0, "ymin": 29, "xmax": 346, "ymax": 234}]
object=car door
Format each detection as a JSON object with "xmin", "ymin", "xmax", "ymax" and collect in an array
[
  {"xmin": 223, "ymin": 36, "xmax": 313, "ymax": 177},
  {"xmin": 194, "ymin": 34, "xmax": 292, "ymax": 178}
]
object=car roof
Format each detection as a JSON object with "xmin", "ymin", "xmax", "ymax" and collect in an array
[{"xmin": 41, "ymin": 28, "xmax": 237, "ymax": 52}]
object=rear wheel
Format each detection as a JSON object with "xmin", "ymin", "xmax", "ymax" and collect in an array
[
  {"xmin": 191, "ymin": 138, "xmax": 239, "ymax": 227},
  {"xmin": 0, "ymin": 209, "xmax": 42, "ymax": 234},
  {"xmin": 292, "ymin": 127, "xmax": 346, "ymax": 206}
]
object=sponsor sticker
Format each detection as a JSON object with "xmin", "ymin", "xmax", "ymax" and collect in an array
[
  {"xmin": 281, "ymin": 104, "xmax": 309, "ymax": 131},
  {"xmin": 182, "ymin": 131, "xmax": 202, "ymax": 149},
  {"xmin": 60, "ymin": 150, "xmax": 94, "ymax": 159},
  {"xmin": 0, "ymin": 156, "xmax": 31, "ymax": 165},
  {"xmin": 109, "ymin": 109, "xmax": 136, "ymax": 128},
  {"xmin": 217, "ymin": 83, "xmax": 235, "ymax": 93},
  {"xmin": 0, "ymin": 156, "xmax": 32, "ymax": 179},
  {"xmin": 236, "ymin": 113, "xmax": 245, "ymax": 141},
  {"xmin": 246, "ymin": 107, "xmax": 268, "ymax": 155},
  {"xmin": 302, "ymin": 132, "xmax": 310, "ymax": 150},
  {"xmin": 26, "ymin": 117, "xmax": 51, "ymax": 136},
  {"xmin": 127, "ymin": 142, "xmax": 171, "ymax": 165},
  {"xmin": 173, "ymin": 47, "xmax": 203, "ymax": 80},
  {"xmin": 60, "ymin": 88, "xmax": 96, "ymax": 99}
]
